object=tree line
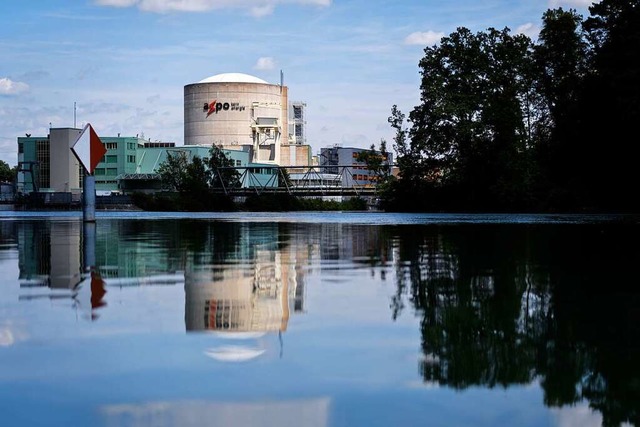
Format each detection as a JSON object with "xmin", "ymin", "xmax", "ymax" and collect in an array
[{"xmin": 377, "ymin": 0, "xmax": 640, "ymax": 212}]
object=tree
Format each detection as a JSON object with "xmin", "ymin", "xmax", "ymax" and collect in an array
[
  {"xmin": 183, "ymin": 156, "xmax": 210, "ymax": 195},
  {"xmin": 157, "ymin": 151, "xmax": 189, "ymax": 192},
  {"xmin": 405, "ymin": 27, "xmax": 536, "ymax": 209},
  {"xmin": 355, "ymin": 139, "xmax": 392, "ymax": 184},
  {"xmin": 533, "ymin": 8, "xmax": 588, "ymax": 206},
  {"xmin": 206, "ymin": 144, "xmax": 240, "ymax": 190},
  {"xmin": 278, "ymin": 167, "xmax": 292, "ymax": 188},
  {"xmin": 0, "ymin": 160, "xmax": 16, "ymax": 183},
  {"xmin": 578, "ymin": 0, "xmax": 640, "ymax": 210}
]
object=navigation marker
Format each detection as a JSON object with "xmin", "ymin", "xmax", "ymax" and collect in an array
[{"xmin": 71, "ymin": 124, "xmax": 107, "ymax": 174}]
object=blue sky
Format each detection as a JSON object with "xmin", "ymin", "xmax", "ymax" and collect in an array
[{"xmin": 0, "ymin": 0, "xmax": 597, "ymax": 165}]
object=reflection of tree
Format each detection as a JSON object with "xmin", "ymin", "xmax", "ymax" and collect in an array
[{"xmin": 392, "ymin": 224, "xmax": 640, "ymax": 427}]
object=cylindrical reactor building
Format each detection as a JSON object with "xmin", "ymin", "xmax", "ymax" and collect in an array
[{"xmin": 184, "ymin": 73, "xmax": 288, "ymax": 164}]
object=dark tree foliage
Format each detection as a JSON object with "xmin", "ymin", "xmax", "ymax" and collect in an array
[
  {"xmin": 388, "ymin": 2, "xmax": 640, "ymax": 212},
  {"xmin": 0, "ymin": 160, "xmax": 16, "ymax": 183},
  {"xmin": 390, "ymin": 224, "xmax": 640, "ymax": 426},
  {"xmin": 206, "ymin": 144, "xmax": 240, "ymax": 190},
  {"xmin": 533, "ymin": 8, "xmax": 589, "ymax": 207},
  {"xmin": 578, "ymin": 0, "xmax": 640, "ymax": 211},
  {"xmin": 153, "ymin": 145, "xmax": 239, "ymax": 211},
  {"xmin": 398, "ymin": 27, "xmax": 536, "ymax": 211},
  {"xmin": 157, "ymin": 151, "xmax": 190, "ymax": 192},
  {"xmin": 355, "ymin": 139, "xmax": 393, "ymax": 193},
  {"xmin": 278, "ymin": 167, "xmax": 292, "ymax": 188}
]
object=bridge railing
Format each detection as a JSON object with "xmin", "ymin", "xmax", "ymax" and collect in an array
[{"xmin": 210, "ymin": 165, "xmax": 379, "ymax": 196}]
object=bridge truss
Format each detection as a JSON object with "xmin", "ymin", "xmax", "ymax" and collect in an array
[{"xmin": 211, "ymin": 165, "xmax": 379, "ymax": 197}]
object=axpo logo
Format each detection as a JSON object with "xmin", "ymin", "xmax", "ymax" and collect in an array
[{"xmin": 204, "ymin": 101, "xmax": 246, "ymax": 117}]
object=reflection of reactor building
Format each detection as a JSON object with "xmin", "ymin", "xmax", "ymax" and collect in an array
[{"xmin": 185, "ymin": 246, "xmax": 305, "ymax": 333}]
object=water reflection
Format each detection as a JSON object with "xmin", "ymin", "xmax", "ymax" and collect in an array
[
  {"xmin": 1, "ymin": 217, "xmax": 639, "ymax": 427},
  {"xmin": 390, "ymin": 224, "xmax": 640, "ymax": 427},
  {"xmin": 11, "ymin": 220, "xmax": 310, "ymax": 335}
]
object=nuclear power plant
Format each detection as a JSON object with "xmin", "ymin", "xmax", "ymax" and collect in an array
[
  {"xmin": 184, "ymin": 72, "xmax": 305, "ymax": 165},
  {"xmin": 15, "ymin": 71, "xmax": 394, "ymax": 199}
]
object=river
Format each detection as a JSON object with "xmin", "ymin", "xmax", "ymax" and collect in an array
[{"xmin": 0, "ymin": 212, "xmax": 638, "ymax": 427}]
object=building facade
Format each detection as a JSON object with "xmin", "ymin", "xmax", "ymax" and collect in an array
[
  {"xmin": 17, "ymin": 129, "xmax": 276, "ymax": 195},
  {"xmin": 93, "ymin": 136, "xmax": 146, "ymax": 191},
  {"xmin": 288, "ymin": 101, "xmax": 306, "ymax": 145},
  {"xmin": 184, "ymin": 73, "xmax": 288, "ymax": 165},
  {"xmin": 319, "ymin": 146, "xmax": 393, "ymax": 187}
]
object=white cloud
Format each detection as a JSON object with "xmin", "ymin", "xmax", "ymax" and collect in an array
[
  {"xmin": 404, "ymin": 30, "xmax": 445, "ymax": 46},
  {"xmin": 250, "ymin": 4, "xmax": 275, "ymax": 17},
  {"xmin": 0, "ymin": 78, "xmax": 29, "ymax": 96},
  {"xmin": 254, "ymin": 57, "xmax": 276, "ymax": 70},
  {"xmin": 95, "ymin": 0, "xmax": 331, "ymax": 15},
  {"xmin": 515, "ymin": 22, "xmax": 540, "ymax": 39}
]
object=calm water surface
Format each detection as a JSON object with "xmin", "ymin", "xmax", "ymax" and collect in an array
[{"xmin": 0, "ymin": 212, "xmax": 638, "ymax": 427}]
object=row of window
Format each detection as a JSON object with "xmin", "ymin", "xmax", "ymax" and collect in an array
[
  {"xmin": 351, "ymin": 152, "xmax": 388, "ymax": 161},
  {"xmin": 353, "ymin": 174, "xmax": 377, "ymax": 181},
  {"xmin": 103, "ymin": 155, "xmax": 136, "ymax": 164},
  {"xmin": 248, "ymin": 168, "xmax": 275, "ymax": 175},
  {"xmin": 105, "ymin": 142, "xmax": 138, "ymax": 150},
  {"xmin": 94, "ymin": 168, "xmax": 118, "ymax": 176}
]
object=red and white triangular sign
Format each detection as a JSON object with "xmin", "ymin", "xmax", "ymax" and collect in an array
[{"xmin": 71, "ymin": 124, "xmax": 107, "ymax": 174}]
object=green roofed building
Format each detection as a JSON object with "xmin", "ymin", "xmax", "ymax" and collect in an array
[
  {"xmin": 118, "ymin": 144, "xmax": 253, "ymax": 193},
  {"xmin": 17, "ymin": 128, "xmax": 275, "ymax": 196}
]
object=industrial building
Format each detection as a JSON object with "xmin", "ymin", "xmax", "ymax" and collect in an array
[
  {"xmin": 319, "ymin": 146, "xmax": 393, "ymax": 187},
  {"xmin": 16, "ymin": 129, "xmax": 272, "ymax": 196},
  {"xmin": 184, "ymin": 73, "xmax": 312, "ymax": 169},
  {"xmin": 14, "ymin": 72, "xmax": 399, "ymax": 201}
]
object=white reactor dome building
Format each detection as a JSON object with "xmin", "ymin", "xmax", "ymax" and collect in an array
[{"xmin": 184, "ymin": 72, "xmax": 288, "ymax": 164}]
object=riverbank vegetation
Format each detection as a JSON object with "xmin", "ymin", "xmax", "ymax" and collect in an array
[
  {"xmin": 378, "ymin": 1, "xmax": 640, "ymax": 212},
  {"xmin": 140, "ymin": 144, "xmax": 369, "ymax": 212}
]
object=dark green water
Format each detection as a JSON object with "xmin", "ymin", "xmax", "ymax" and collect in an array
[{"xmin": 0, "ymin": 213, "xmax": 638, "ymax": 427}]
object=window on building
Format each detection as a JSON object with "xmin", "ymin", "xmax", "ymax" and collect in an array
[
  {"xmin": 94, "ymin": 168, "xmax": 105, "ymax": 176},
  {"xmin": 293, "ymin": 106, "xmax": 302, "ymax": 119},
  {"xmin": 105, "ymin": 142, "xmax": 117, "ymax": 150},
  {"xmin": 106, "ymin": 155, "xmax": 117, "ymax": 163},
  {"xmin": 78, "ymin": 165, "xmax": 85, "ymax": 189},
  {"xmin": 127, "ymin": 155, "xmax": 135, "ymax": 163},
  {"xmin": 106, "ymin": 168, "xmax": 117, "ymax": 176},
  {"xmin": 18, "ymin": 142, "xmax": 23, "ymax": 154},
  {"xmin": 236, "ymin": 160, "xmax": 242, "ymax": 166},
  {"xmin": 36, "ymin": 140, "xmax": 50, "ymax": 189}
]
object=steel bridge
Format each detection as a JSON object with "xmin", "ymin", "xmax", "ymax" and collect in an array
[{"xmin": 210, "ymin": 165, "xmax": 379, "ymax": 197}]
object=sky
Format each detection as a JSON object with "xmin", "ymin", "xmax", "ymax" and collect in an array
[{"xmin": 0, "ymin": 0, "xmax": 598, "ymax": 166}]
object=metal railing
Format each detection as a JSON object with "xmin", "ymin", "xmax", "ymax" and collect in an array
[{"xmin": 210, "ymin": 165, "xmax": 379, "ymax": 196}]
